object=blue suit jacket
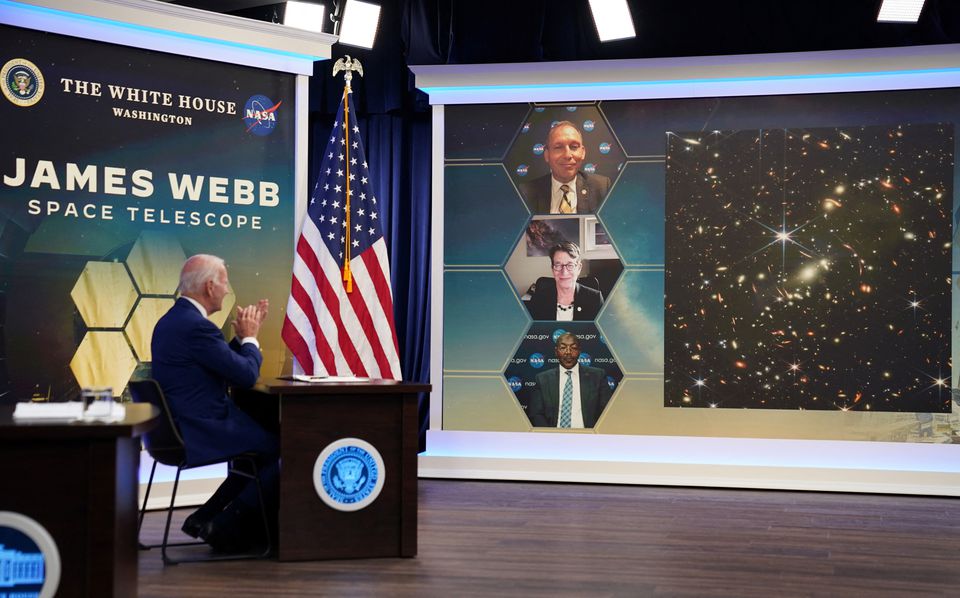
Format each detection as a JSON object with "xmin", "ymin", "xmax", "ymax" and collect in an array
[
  {"xmin": 527, "ymin": 365, "xmax": 612, "ymax": 428},
  {"xmin": 151, "ymin": 298, "xmax": 274, "ymax": 466}
]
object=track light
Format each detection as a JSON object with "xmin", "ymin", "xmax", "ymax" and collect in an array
[
  {"xmin": 333, "ymin": 0, "xmax": 382, "ymax": 49},
  {"xmin": 877, "ymin": 0, "xmax": 926, "ymax": 23},
  {"xmin": 588, "ymin": 0, "xmax": 636, "ymax": 42},
  {"xmin": 283, "ymin": 1, "xmax": 326, "ymax": 33}
]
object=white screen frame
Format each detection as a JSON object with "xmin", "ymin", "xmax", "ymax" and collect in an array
[{"xmin": 413, "ymin": 44, "xmax": 960, "ymax": 496}]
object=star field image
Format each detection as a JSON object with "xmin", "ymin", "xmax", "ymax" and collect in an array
[{"xmin": 664, "ymin": 124, "xmax": 953, "ymax": 412}]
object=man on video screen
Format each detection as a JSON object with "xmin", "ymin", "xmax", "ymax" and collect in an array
[{"xmin": 520, "ymin": 121, "xmax": 611, "ymax": 214}]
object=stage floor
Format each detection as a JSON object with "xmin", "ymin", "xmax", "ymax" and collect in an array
[{"xmin": 139, "ymin": 478, "xmax": 960, "ymax": 597}]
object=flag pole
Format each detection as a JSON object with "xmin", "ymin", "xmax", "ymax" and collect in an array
[{"xmin": 333, "ymin": 55, "xmax": 364, "ymax": 293}]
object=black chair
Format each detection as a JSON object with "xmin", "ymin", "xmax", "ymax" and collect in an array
[{"xmin": 129, "ymin": 379, "xmax": 271, "ymax": 564}]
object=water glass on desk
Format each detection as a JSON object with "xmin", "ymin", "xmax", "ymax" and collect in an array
[{"xmin": 81, "ymin": 387, "xmax": 113, "ymax": 417}]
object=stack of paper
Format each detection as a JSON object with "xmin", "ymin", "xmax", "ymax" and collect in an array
[{"xmin": 13, "ymin": 402, "xmax": 84, "ymax": 421}]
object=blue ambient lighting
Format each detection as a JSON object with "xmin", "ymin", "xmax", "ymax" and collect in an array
[
  {"xmin": 419, "ymin": 67, "xmax": 960, "ymax": 95},
  {"xmin": 1, "ymin": 0, "xmax": 324, "ymax": 62}
]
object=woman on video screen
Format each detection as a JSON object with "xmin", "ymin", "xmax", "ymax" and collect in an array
[{"xmin": 527, "ymin": 241, "xmax": 602, "ymax": 321}]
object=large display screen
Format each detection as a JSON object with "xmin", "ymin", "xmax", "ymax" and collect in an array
[{"xmin": 443, "ymin": 88, "xmax": 958, "ymax": 442}]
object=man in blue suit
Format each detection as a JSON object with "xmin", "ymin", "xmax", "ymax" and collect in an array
[
  {"xmin": 152, "ymin": 253, "xmax": 276, "ymax": 552},
  {"xmin": 527, "ymin": 332, "xmax": 612, "ymax": 429}
]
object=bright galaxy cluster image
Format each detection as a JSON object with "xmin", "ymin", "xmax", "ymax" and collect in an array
[{"xmin": 664, "ymin": 124, "xmax": 953, "ymax": 412}]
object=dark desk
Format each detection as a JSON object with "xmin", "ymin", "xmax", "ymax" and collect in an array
[
  {"xmin": 237, "ymin": 378, "xmax": 429, "ymax": 561},
  {"xmin": 0, "ymin": 402, "xmax": 158, "ymax": 598}
]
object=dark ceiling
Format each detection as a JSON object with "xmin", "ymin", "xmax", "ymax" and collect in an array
[{"xmin": 165, "ymin": 0, "xmax": 960, "ymax": 65}]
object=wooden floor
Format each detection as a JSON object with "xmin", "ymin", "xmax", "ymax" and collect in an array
[{"xmin": 138, "ymin": 479, "xmax": 960, "ymax": 597}]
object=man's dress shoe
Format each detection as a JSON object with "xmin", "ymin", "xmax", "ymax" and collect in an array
[
  {"xmin": 198, "ymin": 514, "xmax": 251, "ymax": 554},
  {"xmin": 181, "ymin": 513, "xmax": 206, "ymax": 539}
]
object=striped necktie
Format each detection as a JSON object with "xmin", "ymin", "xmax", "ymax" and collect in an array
[
  {"xmin": 559, "ymin": 370, "xmax": 573, "ymax": 428},
  {"xmin": 559, "ymin": 184, "xmax": 574, "ymax": 214}
]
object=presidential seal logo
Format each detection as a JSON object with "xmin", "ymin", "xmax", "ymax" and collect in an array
[
  {"xmin": 0, "ymin": 511, "xmax": 61, "ymax": 598},
  {"xmin": 2, "ymin": 59, "xmax": 45, "ymax": 107},
  {"xmin": 243, "ymin": 94, "xmax": 281, "ymax": 136},
  {"xmin": 313, "ymin": 438, "xmax": 385, "ymax": 512}
]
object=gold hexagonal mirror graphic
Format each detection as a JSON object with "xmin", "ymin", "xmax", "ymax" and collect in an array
[
  {"xmin": 70, "ymin": 331, "xmax": 138, "ymax": 395},
  {"xmin": 70, "ymin": 261, "xmax": 138, "ymax": 328},
  {"xmin": 126, "ymin": 231, "xmax": 186, "ymax": 295},
  {"xmin": 126, "ymin": 297, "xmax": 175, "ymax": 361}
]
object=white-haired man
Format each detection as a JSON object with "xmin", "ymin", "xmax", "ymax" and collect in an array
[{"xmin": 151, "ymin": 254, "xmax": 275, "ymax": 553}]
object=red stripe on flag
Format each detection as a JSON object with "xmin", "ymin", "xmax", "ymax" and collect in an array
[
  {"xmin": 310, "ymin": 258, "xmax": 369, "ymax": 377},
  {"xmin": 280, "ymin": 315, "xmax": 313, "ymax": 374},
  {"xmin": 294, "ymin": 232, "xmax": 366, "ymax": 376},
  {"xmin": 360, "ymin": 247, "xmax": 401, "ymax": 357},
  {"xmin": 346, "ymin": 253, "xmax": 394, "ymax": 377},
  {"xmin": 289, "ymin": 273, "xmax": 336, "ymax": 374}
]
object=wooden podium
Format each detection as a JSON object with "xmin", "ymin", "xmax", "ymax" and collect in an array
[
  {"xmin": 237, "ymin": 378, "xmax": 429, "ymax": 561},
  {"xmin": 0, "ymin": 402, "xmax": 158, "ymax": 598}
]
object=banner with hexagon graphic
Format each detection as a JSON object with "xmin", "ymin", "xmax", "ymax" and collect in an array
[
  {"xmin": 0, "ymin": 26, "xmax": 295, "ymax": 401},
  {"xmin": 443, "ymin": 88, "xmax": 960, "ymax": 443}
]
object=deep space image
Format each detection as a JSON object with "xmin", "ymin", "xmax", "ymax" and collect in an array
[{"xmin": 664, "ymin": 124, "xmax": 953, "ymax": 412}]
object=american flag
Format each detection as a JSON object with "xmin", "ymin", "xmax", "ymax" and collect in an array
[{"xmin": 281, "ymin": 88, "xmax": 401, "ymax": 379}]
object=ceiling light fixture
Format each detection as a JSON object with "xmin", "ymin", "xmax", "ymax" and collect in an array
[
  {"xmin": 282, "ymin": 1, "xmax": 326, "ymax": 33},
  {"xmin": 332, "ymin": 0, "xmax": 381, "ymax": 49},
  {"xmin": 588, "ymin": 0, "xmax": 636, "ymax": 42},
  {"xmin": 877, "ymin": 0, "xmax": 926, "ymax": 23}
]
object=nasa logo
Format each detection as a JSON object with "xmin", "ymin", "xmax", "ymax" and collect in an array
[
  {"xmin": 521, "ymin": 122, "xmax": 531, "ymax": 133},
  {"xmin": 578, "ymin": 352, "xmax": 592, "ymax": 367},
  {"xmin": 313, "ymin": 438, "xmax": 385, "ymax": 512},
  {"xmin": 532, "ymin": 143, "xmax": 544, "ymax": 156},
  {"xmin": 1, "ymin": 59, "xmax": 44, "ymax": 107},
  {"xmin": 551, "ymin": 328, "xmax": 567, "ymax": 344},
  {"xmin": 516, "ymin": 164, "xmax": 529, "ymax": 176},
  {"xmin": 566, "ymin": 106, "xmax": 578, "ymax": 112},
  {"xmin": 599, "ymin": 334, "xmax": 606, "ymax": 345},
  {"xmin": 599, "ymin": 142, "xmax": 611, "ymax": 154},
  {"xmin": 534, "ymin": 106, "xmax": 545, "ymax": 112},
  {"xmin": 507, "ymin": 376, "xmax": 523, "ymax": 392},
  {"xmin": 529, "ymin": 352, "xmax": 545, "ymax": 369},
  {"xmin": 583, "ymin": 163, "xmax": 596, "ymax": 174},
  {"xmin": 583, "ymin": 119, "xmax": 595, "ymax": 132},
  {"xmin": 550, "ymin": 120, "xmax": 560, "ymax": 129},
  {"xmin": 607, "ymin": 375, "xmax": 617, "ymax": 390},
  {"xmin": 242, "ymin": 94, "xmax": 282, "ymax": 136}
]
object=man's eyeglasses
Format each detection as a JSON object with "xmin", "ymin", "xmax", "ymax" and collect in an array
[{"xmin": 551, "ymin": 262, "xmax": 580, "ymax": 273}]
